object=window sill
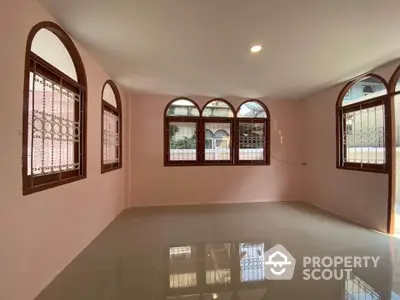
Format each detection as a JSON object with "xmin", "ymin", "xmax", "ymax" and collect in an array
[
  {"xmin": 101, "ymin": 164, "xmax": 122, "ymax": 174},
  {"xmin": 23, "ymin": 174, "xmax": 86, "ymax": 195},
  {"xmin": 336, "ymin": 164, "xmax": 388, "ymax": 174}
]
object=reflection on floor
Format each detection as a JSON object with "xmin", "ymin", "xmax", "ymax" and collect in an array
[{"xmin": 34, "ymin": 202, "xmax": 400, "ymax": 300}]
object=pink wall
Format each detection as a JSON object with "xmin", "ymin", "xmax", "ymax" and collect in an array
[
  {"xmin": 0, "ymin": 0, "xmax": 129, "ymax": 299},
  {"xmin": 302, "ymin": 60, "xmax": 400, "ymax": 232},
  {"xmin": 129, "ymin": 95, "xmax": 306, "ymax": 207}
]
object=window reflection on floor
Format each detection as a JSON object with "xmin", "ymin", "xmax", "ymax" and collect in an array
[
  {"xmin": 169, "ymin": 246, "xmax": 197, "ymax": 288},
  {"xmin": 239, "ymin": 243, "xmax": 265, "ymax": 282},
  {"xmin": 206, "ymin": 243, "xmax": 231, "ymax": 285},
  {"xmin": 165, "ymin": 241, "xmax": 268, "ymax": 299}
]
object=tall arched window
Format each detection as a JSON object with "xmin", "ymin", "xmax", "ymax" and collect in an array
[
  {"xmin": 22, "ymin": 22, "xmax": 87, "ymax": 195},
  {"xmin": 165, "ymin": 98, "xmax": 201, "ymax": 165},
  {"xmin": 101, "ymin": 80, "xmax": 122, "ymax": 173},
  {"xmin": 202, "ymin": 99, "xmax": 234, "ymax": 163},
  {"xmin": 336, "ymin": 74, "xmax": 389, "ymax": 172},
  {"xmin": 164, "ymin": 98, "xmax": 269, "ymax": 165},
  {"xmin": 236, "ymin": 100, "xmax": 270, "ymax": 165}
]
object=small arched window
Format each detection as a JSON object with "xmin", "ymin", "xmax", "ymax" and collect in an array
[
  {"xmin": 337, "ymin": 75, "xmax": 388, "ymax": 172},
  {"xmin": 236, "ymin": 100, "xmax": 270, "ymax": 165},
  {"xmin": 22, "ymin": 22, "xmax": 87, "ymax": 195},
  {"xmin": 101, "ymin": 80, "xmax": 122, "ymax": 173}
]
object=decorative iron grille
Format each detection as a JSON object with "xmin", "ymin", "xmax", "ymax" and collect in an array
[
  {"xmin": 341, "ymin": 105, "xmax": 385, "ymax": 165},
  {"xmin": 103, "ymin": 109, "xmax": 120, "ymax": 165},
  {"xmin": 27, "ymin": 71, "xmax": 81, "ymax": 176}
]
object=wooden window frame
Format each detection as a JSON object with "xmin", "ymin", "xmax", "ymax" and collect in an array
[
  {"xmin": 336, "ymin": 74, "xmax": 390, "ymax": 173},
  {"xmin": 22, "ymin": 22, "xmax": 87, "ymax": 195},
  {"xmin": 101, "ymin": 80, "xmax": 122, "ymax": 173},
  {"xmin": 236, "ymin": 100, "xmax": 270, "ymax": 166},
  {"xmin": 164, "ymin": 98, "xmax": 270, "ymax": 166}
]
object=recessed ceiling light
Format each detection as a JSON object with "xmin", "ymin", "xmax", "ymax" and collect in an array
[{"xmin": 250, "ymin": 45, "xmax": 262, "ymax": 53}]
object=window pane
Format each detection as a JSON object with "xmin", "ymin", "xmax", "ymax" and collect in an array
[
  {"xmin": 238, "ymin": 123, "xmax": 265, "ymax": 161},
  {"xmin": 166, "ymin": 99, "xmax": 200, "ymax": 116},
  {"xmin": 169, "ymin": 246, "xmax": 197, "ymax": 288},
  {"xmin": 169, "ymin": 122, "xmax": 197, "ymax": 161},
  {"xmin": 239, "ymin": 243, "xmax": 265, "ymax": 282},
  {"xmin": 102, "ymin": 83, "xmax": 117, "ymax": 107},
  {"xmin": 103, "ymin": 110, "xmax": 120, "ymax": 165},
  {"xmin": 31, "ymin": 29, "xmax": 77, "ymax": 81},
  {"xmin": 205, "ymin": 243, "xmax": 231, "ymax": 285},
  {"xmin": 27, "ymin": 71, "xmax": 80, "ymax": 176},
  {"xmin": 342, "ymin": 105, "xmax": 385, "ymax": 164},
  {"xmin": 202, "ymin": 100, "xmax": 233, "ymax": 117},
  {"xmin": 204, "ymin": 123, "xmax": 231, "ymax": 161},
  {"xmin": 342, "ymin": 77, "xmax": 387, "ymax": 106},
  {"xmin": 237, "ymin": 101, "xmax": 267, "ymax": 118}
]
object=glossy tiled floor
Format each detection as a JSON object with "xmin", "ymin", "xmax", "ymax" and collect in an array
[{"xmin": 35, "ymin": 202, "xmax": 400, "ymax": 300}]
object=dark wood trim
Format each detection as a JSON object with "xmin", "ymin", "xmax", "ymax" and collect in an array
[
  {"xmin": 341, "ymin": 96, "xmax": 387, "ymax": 113},
  {"xmin": 165, "ymin": 119, "xmax": 200, "ymax": 165},
  {"xmin": 101, "ymin": 80, "xmax": 123, "ymax": 174},
  {"xmin": 235, "ymin": 118, "xmax": 270, "ymax": 166},
  {"xmin": 164, "ymin": 99, "xmax": 271, "ymax": 166},
  {"xmin": 387, "ymin": 69, "xmax": 400, "ymax": 234},
  {"xmin": 22, "ymin": 21, "xmax": 87, "ymax": 195},
  {"xmin": 201, "ymin": 118, "xmax": 234, "ymax": 165},
  {"xmin": 336, "ymin": 73, "xmax": 389, "ymax": 173}
]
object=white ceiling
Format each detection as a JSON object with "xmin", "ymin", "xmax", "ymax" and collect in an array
[{"xmin": 39, "ymin": 0, "xmax": 400, "ymax": 99}]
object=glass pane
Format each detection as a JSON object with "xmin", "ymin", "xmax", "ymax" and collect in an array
[
  {"xmin": 166, "ymin": 99, "xmax": 200, "ymax": 116},
  {"xmin": 169, "ymin": 246, "xmax": 197, "ymax": 288},
  {"xmin": 169, "ymin": 122, "xmax": 197, "ymax": 161},
  {"xmin": 237, "ymin": 101, "xmax": 267, "ymax": 118},
  {"xmin": 102, "ymin": 83, "xmax": 117, "ymax": 107},
  {"xmin": 27, "ymin": 71, "xmax": 80, "ymax": 176},
  {"xmin": 396, "ymin": 79, "xmax": 400, "ymax": 92},
  {"xmin": 239, "ymin": 243, "xmax": 265, "ymax": 282},
  {"xmin": 342, "ymin": 77, "xmax": 387, "ymax": 106},
  {"xmin": 205, "ymin": 243, "xmax": 231, "ymax": 285},
  {"xmin": 204, "ymin": 123, "xmax": 231, "ymax": 161},
  {"xmin": 103, "ymin": 110, "xmax": 120, "ymax": 164},
  {"xmin": 342, "ymin": 105, "xmax": 385, "ymax": 164},
  {"xmin": 238, "ymin": 123, "xmax": 265, "ymax": 161},
  {"xmin": 202, "ymin": 100, "xmax": 234, "ymax": 117},
  {"xmin": 31, "ymin": 29, "xmax": 77, "ymax": 81}
]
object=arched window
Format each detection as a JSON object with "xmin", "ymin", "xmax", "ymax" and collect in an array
[
  {"xmin": 164, "ymin": 98, "xmax": 270, "ymax": 166},
  {"xmin": 22, "ymin": 22, "xmax": 87, "ymax": 195},
  {"xmin": 101, "ymin": 80, "xmax": 122, "ymax": 173},
  {"xmin": 202, "ymin": 99, "xmax": 234, "ymax": 163},
  {"xmin": 236, "ymin": 100, "xmax": 270, "ymax": 165},
  {"xmin": 165, "ymin": 98, "xmax": 201, "ymax": 164},
  {"xmin": 336, "ymin": 75, "xmax": 389, "ymax": 172}
]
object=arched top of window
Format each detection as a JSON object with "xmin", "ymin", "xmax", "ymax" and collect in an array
[
  {"xmin": 202, "ymin": 99, "xmax": 234, "ymax": 117},
  {"xmin": 237, "ymin": 100, "xmax": 269, "ymax": 118},
  {"xmin": 215, "ymin": 129, "xmax": 229, "ymax": 138},
  {"xmin": 31, "ymin": 28, "xmax": 77, "ymax": 81},
  {"xmin": 26, "ymin": 21, "xmax": 86, "ymax": 85},
  {"xmin": 205, "ymin": 129, "xmax": 214, "ymax": 138},
  {"xmin": 165, "ymin": 98, "xmax": 200, "ymax": 117},
  {"xmin": 102, "ymin": 80, "xmax": 121, "ymax": 108},
  {"xmin": 339, "ymin": 74, "xmax": 388, "ymax": 107}
]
